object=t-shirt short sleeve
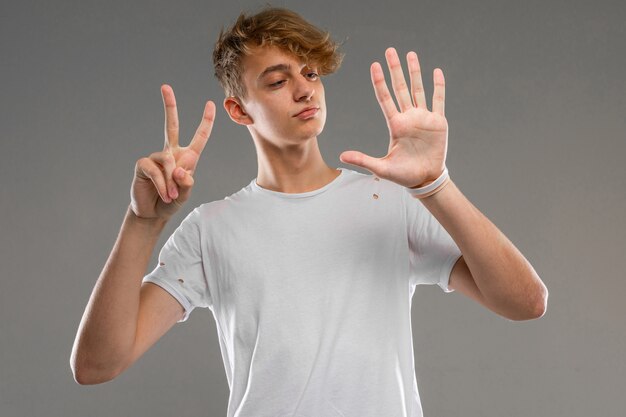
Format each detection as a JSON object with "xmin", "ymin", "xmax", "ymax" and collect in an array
[
  {"xmin": 404, "ymin": 188, "xmax": 462, "ymax": 293},
  {"xmin": 142, "ymin": 207, "xmax": 211, "ymax": 322}
]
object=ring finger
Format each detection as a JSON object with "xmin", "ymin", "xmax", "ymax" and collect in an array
[{"xmin": 149, "ymin": 151, "xmax": 178, "ymax": 200}]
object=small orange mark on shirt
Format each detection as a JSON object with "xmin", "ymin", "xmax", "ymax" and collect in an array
[
  {"xmin": 373, "ymin": 193, "xmax": 379, "ymax": 199},
  {"xmin": 178, "ymin": 278, "xmax": 184, "ymax": 283}
]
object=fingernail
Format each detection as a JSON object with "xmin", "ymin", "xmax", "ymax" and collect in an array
[{"xmin": 170, "ymin": 186, "xmax": 178, "ymax": 199}]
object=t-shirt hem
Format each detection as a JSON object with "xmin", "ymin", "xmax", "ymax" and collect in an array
[
  {"xmin": 142, "ymin": 275, "xmax": 193, "ymax": 322},
  {"xmin": 438, "ymin": 252, "xmax": 463, "ymax": 293}
]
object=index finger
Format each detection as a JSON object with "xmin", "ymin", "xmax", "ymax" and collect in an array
[
  {"xmin": 161, "ymin": 84, "xmax": 179, "ymax": 150},
  {"xmin": 370, "ymin": 62, "xmax": 398, "ymax": 121},
  {"xmin": 385, "ymin": 47, "xmax": 413, "ymax": 112},
  {"xmin": 187, "ymin": 100, "xmax": 216, "ymax": 156}
]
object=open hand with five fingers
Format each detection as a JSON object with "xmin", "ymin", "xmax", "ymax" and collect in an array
[
  {"xmin": 130, "ymin": 85, "xmax": 215, "ymax": 221},
  {"xmin": 339, "ymin": 47, "xmax": 449, "ymax": 189}
]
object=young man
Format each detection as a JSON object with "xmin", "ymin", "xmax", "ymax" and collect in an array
[{"xmin": 70, "ymin": 6, "xmax": 548, "ymax": 417}]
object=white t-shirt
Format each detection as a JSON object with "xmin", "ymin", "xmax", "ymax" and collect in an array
[{"xmin": 142, "ymin": 167, "xmax": 462, "ymax": 417}]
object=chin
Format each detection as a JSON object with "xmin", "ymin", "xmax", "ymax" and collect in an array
[
  {"xmin": 301, "ymin": 125, "xmax": 325, "ymax": 141},
  {"xmin": 306, "ymin": 117, "xmax": 326, "ymax": 137}
]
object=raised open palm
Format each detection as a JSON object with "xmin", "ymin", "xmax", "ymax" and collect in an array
[
  {"xmin": 130, "ymin": 84, "xmax": 215, "ymax": 220},
  {"xmin": 339, "ymin": 47, "xmax": 449, "ymax": 189}
]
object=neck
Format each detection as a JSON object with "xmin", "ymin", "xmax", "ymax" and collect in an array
[{"xmin": 252, "ymin": 134, "xmax": 340, "ymax": 193}]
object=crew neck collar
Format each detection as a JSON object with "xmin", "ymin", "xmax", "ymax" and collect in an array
[{"xmin": 251, "ymin": 168, "xmax": 347, "ymax": 199}]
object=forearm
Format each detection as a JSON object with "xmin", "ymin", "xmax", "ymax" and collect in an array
[
  {"xmin": 70, "ymin": 205, "xmax": 168, "ymax": 382},
  {"xmin": 417, "ymin": 179, "xmax": 548, "ymax": 319}
]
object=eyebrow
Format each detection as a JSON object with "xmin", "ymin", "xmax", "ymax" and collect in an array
[{"xmin": 257, "ymin": 63, "xmax": 292, "ymax": 81}]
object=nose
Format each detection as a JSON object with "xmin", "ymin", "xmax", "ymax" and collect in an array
[{"xmin": 294, "ymin": 76, "xmax": 314, "ymax": 102}]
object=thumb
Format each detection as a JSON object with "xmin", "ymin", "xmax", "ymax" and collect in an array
[
  {"xmin": 172, "ymin": 167, "xmax": 195, "ymax": 200},
  {"xmin": 339, "ymin": 151, "xmax": 383, "ymax": 176}
]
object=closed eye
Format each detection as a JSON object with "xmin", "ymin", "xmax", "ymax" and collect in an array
[{"xmin": 269, "ymin": 72, "xmax": 319, "ymax": 88}]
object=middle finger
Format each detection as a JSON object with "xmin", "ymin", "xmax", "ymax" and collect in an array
[{"xmin": 407, "ymin": 51, "xmax": 427, "ymax": 109}]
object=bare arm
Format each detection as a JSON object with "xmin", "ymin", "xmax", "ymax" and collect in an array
[
  {"xmin": 419, "ymin": 180, "xmax": 548, "ymax": 320},
  {"xmin": 338, "ymin": 48, "xmax": 547, "ymax": 319},
  {"xmin": 70, "ymin": 85, "xmax": 215, "ymax": 385},
  {"xmin": 69, "ymin": 206, "xmax": 176, "ymax": 384}
]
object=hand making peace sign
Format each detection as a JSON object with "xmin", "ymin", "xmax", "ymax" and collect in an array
[
  {"xmin": 339, "ymin": 47, "xmax": 448, "ymax": 189},
  {"xmin": 130, "ymin": 85, "xmax": 216, "ymax": 221}
]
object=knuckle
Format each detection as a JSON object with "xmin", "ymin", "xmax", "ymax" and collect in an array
[
  {"xmin": 163, "ymin": 153, "xmax": 175, "ymax": 166},
  {"xmin": 136, "ymin": 157, "xmax": 148, "ymax": 168},
  {"xmin": 147, "ymin": 165, "xmax": 162, "ymax": 179},
  {"xmin": 395, "ymin": 80, "xmax": 407, "ymax": 90},
  {"xmin": 137, "ymin": 157, "xmax": 156, "ymax": 174},
  {"xmin": 195, "ymin": 126, "xmax": 209, "ymax": 138}
]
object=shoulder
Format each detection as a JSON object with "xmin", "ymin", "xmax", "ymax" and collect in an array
[{"xmin": 189, "ymin": 181, "xmax": 258, "ymax": 226}]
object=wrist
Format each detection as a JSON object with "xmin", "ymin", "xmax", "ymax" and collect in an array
[
  {"xmin": 126, "ymin": 205, "xmax": 169, "ymax": 231},
  {"xmin": 405, "ymin": 166, "xmax": 450, "ymax": 199},
  {"xmin": 409, "ymin": 179, "xmax": 436, "ymax": 189},
  {"xmin": 409, "ymin": 167, "xmax": 446, "ymax": 189}
]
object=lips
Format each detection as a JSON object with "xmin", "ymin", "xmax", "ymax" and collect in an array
[{"xmin": 293, "ymin": 106, "xmax": 319, "ymax": 117}]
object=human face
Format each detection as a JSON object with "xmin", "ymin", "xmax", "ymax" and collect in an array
[{"xmin": 238, "ymin": 45, "xmax": 326, "ymax": 145}]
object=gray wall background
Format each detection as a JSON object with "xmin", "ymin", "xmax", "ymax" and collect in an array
[{"xmin": 2, "ymin": 0, "xmax": 624, "ymax": 416}]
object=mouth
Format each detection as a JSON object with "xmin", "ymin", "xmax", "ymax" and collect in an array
[{"xmin": 293, "ymin": 106, "xmax": 320, "ymax": 118}]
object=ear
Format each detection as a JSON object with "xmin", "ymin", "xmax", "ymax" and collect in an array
[{"xmin": 223, "ymin": 96, "xmax": 253, "ymax": 126}]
